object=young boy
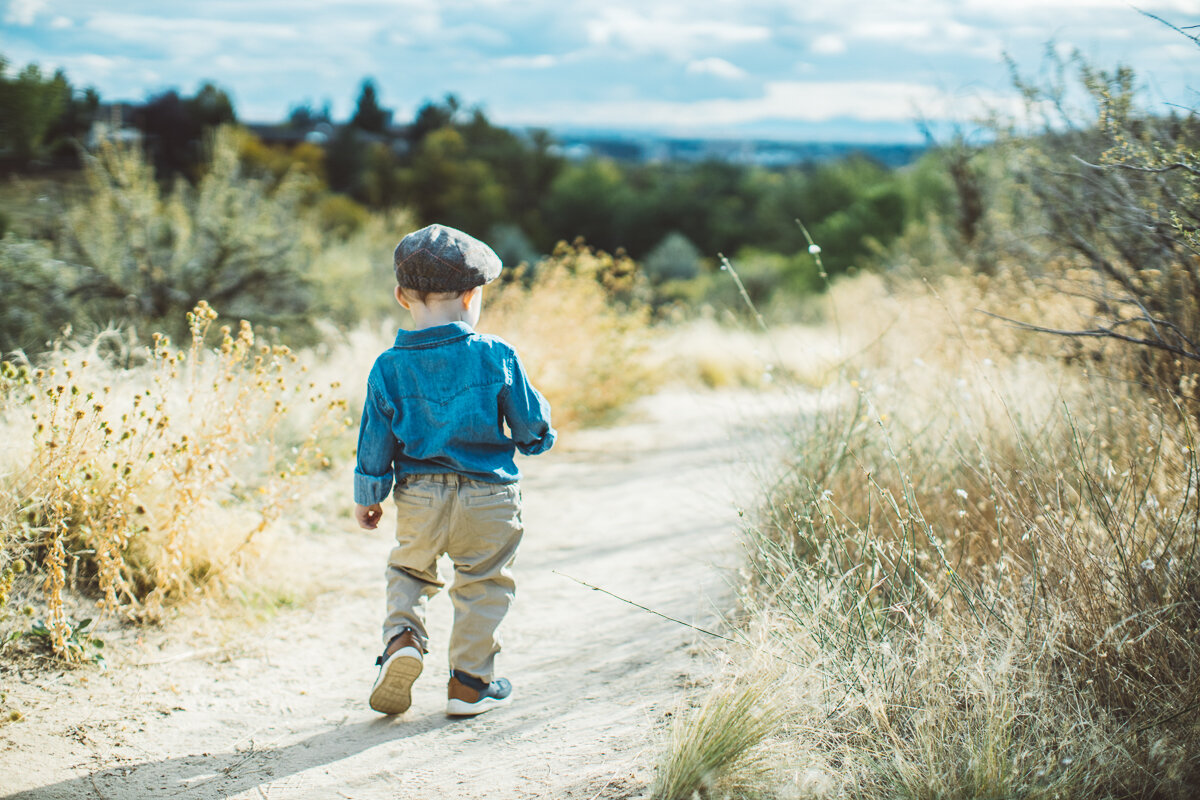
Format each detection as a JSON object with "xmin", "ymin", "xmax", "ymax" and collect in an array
[{"xmin": 353, "ymin": 224, "xmax": 556, "ymax": 717}]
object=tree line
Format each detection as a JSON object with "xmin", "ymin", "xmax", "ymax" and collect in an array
[{"xmin": 0, "ymin": 56, "xmax": 950, "ymax": 291}]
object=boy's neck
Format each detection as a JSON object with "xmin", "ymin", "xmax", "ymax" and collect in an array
[
  {"xmin": 409, "ymin": 315, "xmax": 473, "ymax": 331},
  {"xmin": 406, "ymin": 305, "xmax": 474, "ymax": 331},
  {"xmin": 397, "ymin": 285, "xmax": 482, "ymax": 331}
]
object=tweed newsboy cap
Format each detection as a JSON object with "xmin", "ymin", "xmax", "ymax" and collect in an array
[{"xmin": 393, "ymin": 224, "xmax": 502, "ymax": 293}]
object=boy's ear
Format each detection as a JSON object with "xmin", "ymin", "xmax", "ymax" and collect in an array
[
  {"xmin": 461, "ymin": 285, "xmax": 482, "ymax": 309},
  {"xmin": 394, "ymin": 286, "xmax": 411, "ymax": 310}
]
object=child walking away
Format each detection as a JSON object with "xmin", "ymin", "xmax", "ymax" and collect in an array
[{"xmin": 353, "ymin": 224, "xmax": 556, "ymax": 717}]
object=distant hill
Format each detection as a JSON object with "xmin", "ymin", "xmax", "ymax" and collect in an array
[{"xmin": 550, "ymin": 132, "xmax": 926, "ymax": 168}]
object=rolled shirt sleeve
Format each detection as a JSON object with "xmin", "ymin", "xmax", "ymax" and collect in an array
[
  {"xmin": 502, "ymin": 351, "xmax": 557, "ymax": 456},
  {"xmin": 354, "ymin": 379, "xmax": 398, "ymax": 505}
]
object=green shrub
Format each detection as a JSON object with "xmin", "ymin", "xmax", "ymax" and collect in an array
[
  {"xmin": 0, "ymin": 237, "xmax": 73, "ymax": 353},
  {"xmin": 53, "ymin": 126, "xmax": 316, "ymax": 345}
]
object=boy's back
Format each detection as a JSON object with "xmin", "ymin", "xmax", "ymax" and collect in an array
[{"xmin": 356, "ymin": 322, "xmax": 554, "ymax": 498}]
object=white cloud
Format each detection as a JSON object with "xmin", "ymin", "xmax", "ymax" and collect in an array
[
  {"xmin": 966, "ymin": 0, "xmax": 1200, "ymax": 11},
  {"xmin": 69, "ymin": 53, "xmax": 118, "ymax": 74},
  {"xmin": 50, "ymin": 14, "xmax": 71, "ymax": 28},
  {"xmin": 85, "ymin": 13, "xmax": 300, "ymax": 43},
  {"xmin": 4, "ymin": 0, "xmax": 46, "ymax": 26},
  {"xmin": 495, "ymin": 54, "xmax": 559, "ymax": 69},
  {"xmin": 686, "ymin": 57, "xmax": 747, "ymax": 79},
  {"xmin": 846, "ymin": 17, "xmax": 998, "ymax": 56},
  {"xmin": 811, "ymin": 34, "xmax": 847, "ymax": 55},
  {"xmin": 586, "ymin": 8, "xmax": 770, "ymax": 59}
]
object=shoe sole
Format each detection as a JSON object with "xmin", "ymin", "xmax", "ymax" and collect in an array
[
  {"xmin": 369, "ymin": 650, "xmax": 423, "ymax": 714},
  {"xmin": 446, "ymin": 693, "xmax": 513, "ymax": 717}
]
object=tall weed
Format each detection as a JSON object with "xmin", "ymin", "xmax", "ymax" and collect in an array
[
  {"xmin": 0, "ymin": 303, "xmax": 347, "ymax": 657},
  {"xmin": 701, "ymin": 272, "xmax": 1200, "ymax": 798}
]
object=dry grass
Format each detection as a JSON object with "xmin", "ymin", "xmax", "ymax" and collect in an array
[
  {"xmin": 483, "ymin": 241, "xmax": 657, "ymax": 428},
  {"xmin": 652, "ymin": 675, "xmax": 782, "ymax": 800},
  {"xmin": 648, "ymin": 316, "xmax": 845, "ymax": 391},
  {"xmin": 676, "ymin": 269, "xmax": 1200, "ymax": 798},
  {"xmin": 0, "ymin": 303, "xmax": 348, "ymax": 659}
]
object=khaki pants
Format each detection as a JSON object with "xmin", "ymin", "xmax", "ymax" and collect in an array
[{"xmin": 384, "ymin": 473, "xmax": 523, "ymax": 682}]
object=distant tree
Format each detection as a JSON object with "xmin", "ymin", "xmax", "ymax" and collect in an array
[
  {"xmin": 643, "ymin": 231, "xmax": 703, "ymax": 283},
  {"xmin": 0, "ymin": 57, "xmax": 71, "ymax": 164},
  {"xmin": 135, "ymin": 82, "xmax": 236, "ymax": 177},
  {"xmin": 287, "ymin": 101, "xmax": 331, "ymax": 130},
  {"xmin": 362, "ymin": 141, "xmax": 406, "ymax": 207},
  {"xmin": 408, "ymin": 126, "xmax": 504, "ymax": 233},
  {"xmin": 542, "ymin": 160, "xmax": 635, "ymax": 252},
  {"xmin": 409, "ymin": 94, "xmax": 462, "ymax": 145},
  {"xmin": 324, "ymin": 124, "xmax": 367, "ymax": 196},
  {"xmin": 190, "ymin": 82, "xmax": 236, "ymax": 128},
  {"xmin": 487, "ymin": 223, "xmax": 539, "ymax": 268},
  {"xmin": 46, "ymin": 85, "xmax": 100, "ymax": 161},
  {"xmin": 351, "ymin": 79, "xmax": 391, "ymax": 134},
  {"xmin": 136, "ymin": 89, "xmax": 193, "ymax": 174}
]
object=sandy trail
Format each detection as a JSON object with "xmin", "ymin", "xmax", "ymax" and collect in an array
[{"xmin": 1, "ymin": 389, "xmax": 792, "ymax": 800}]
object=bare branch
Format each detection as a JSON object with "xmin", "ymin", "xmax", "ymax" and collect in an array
[
  {"xmin": 1137, "ymin": 8, "xmax": 1200, "ymax": 46},
  {"xmin": 1071, "ymin": 154, "xmax": 1200, "ymax": 180},
  {"xmin": 978, "ymin": 309, "xmax": 1200, "ymax": 362}
]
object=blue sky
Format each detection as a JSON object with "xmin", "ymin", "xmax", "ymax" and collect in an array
[{"xmin": 2, "ymin": 0, "xmax": 1198, "ymax": 142}]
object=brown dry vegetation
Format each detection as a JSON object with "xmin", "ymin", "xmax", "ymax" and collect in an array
[
  {"xmin": 0, "ymin": 304, "xmax": 349, "ymax": 658},
  {"xmin": 652, "ymin": 271, "xmax": 1200, "ymax": 800}
]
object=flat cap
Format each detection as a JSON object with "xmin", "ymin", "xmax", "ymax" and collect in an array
[{"xmin": 393, "ymin": 224, "xmax": 502, "ymax": 293}]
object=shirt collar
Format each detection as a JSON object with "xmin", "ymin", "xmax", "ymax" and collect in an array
[{"xmin": 392, "ymin": 321, "xmax": 474, "ymax": 349}]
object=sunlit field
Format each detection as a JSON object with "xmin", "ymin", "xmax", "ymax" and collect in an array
[{"xmin": 2, "ymin": 40, "xmax": 1198, "ymax": 799}]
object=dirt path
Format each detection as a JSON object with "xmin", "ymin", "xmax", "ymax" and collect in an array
[{"xmin": 1, "ymin": 389, "xmax": 792, "ymax": 800}]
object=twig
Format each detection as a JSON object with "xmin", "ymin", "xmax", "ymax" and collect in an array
[
  {"xmin": 977, "ymin": 309, "xmax": 1200, "ymax": 361},
  {"xmin": 130, "ymin": 647, "xmax": 224, "ymax": 667},
  {"xmin": 717, "ymin": 254, "xmax": 768, "ymax": 334},
  {"xmin": 553, "ymin": 570, "xmax": 808, "ymax": 670},
  {"xmin": 1137, "ymin": 8, "xmax": 1200, "ymax": 45},
  {"xmin": 1072, "ymin": 156, "xmax": 1200, "ymax": 179}
]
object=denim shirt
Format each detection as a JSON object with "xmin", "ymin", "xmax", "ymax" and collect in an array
[{"xmin": 354, "ymin": 322, "xmax": 556, "ymax": 505}]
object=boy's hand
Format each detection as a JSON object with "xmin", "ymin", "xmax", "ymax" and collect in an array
[{"xmin": 355, "ymin": 503, "xmax": 383, "ymax": 530}]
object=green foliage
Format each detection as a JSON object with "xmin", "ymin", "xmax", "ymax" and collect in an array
[
  {"xmin": 0, "ymin": 237, "xmax": 74, "ymax": 353},
  {"xmin": 323, "ymin": 124, "xmax": 368, "ymax": 196},
  {"xmin": 407, "ymin": 126, "xmax": 505, "ymax": 234},
  {"xmin": 487, "ymin": 222, "xmax": 539, "ymax": 267},
  {"xmin": 287, "ymin": 102, "xmax": 331, "ymax": 130},
  {"xmin": 135, "ymin": 82, "xmax": 237, "ymax": 177},
  {"xmin": 23, "ymin": 617, "xmax": 105, "ymax": 668},
  {"xmin": 898, "ymin": 43, "xmax": 1200, "ymax": 404},
  {"xmin": 350, "ymin": 79, "xmax": 391, "ymax": 134},
  {"xmin": 642, "ymin": 232, "xmax": 704, "ymax": 284},
  {"xmin": 314, "ymin": 193, "xmax": 371, "ymax": 239},
  {"xmin": 52, "ymin": 126, "xmax": 315, "ymax": 343},
  {"xmin": 0, "ymin": 57, "xmax": 71, "ymax": 163},
  {"xmin": 542, "ymin": 159, "xmax": 632, "ymax": 249},
  {"xmin": 725, "ymin": 248, "xmax": 821, "ymax": 304},
  {"xmin": 235, "ymin": 128, "xmax": 326, "ymax": 187},
  {"xmin": 0, "ymin": 54, "xmax": 958, "ymax": 327}
]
